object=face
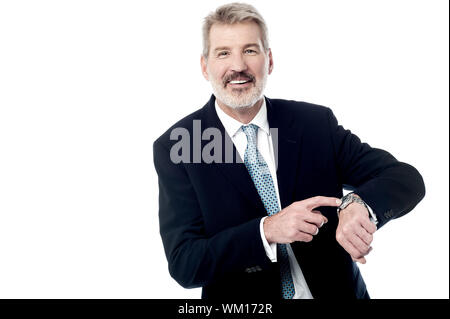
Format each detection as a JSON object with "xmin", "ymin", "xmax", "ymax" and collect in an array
[{"xmin": 201, "ymin": 21, "xmax": 273, "ymax": 110}]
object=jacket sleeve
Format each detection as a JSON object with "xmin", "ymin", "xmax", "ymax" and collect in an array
[
  {"xmin": 153, "ymin": 138, "xmax": 272, "ymax": 289},
  {"xmin": 326, "ymin": 108, "xmax": 426, "ymax": 228}
]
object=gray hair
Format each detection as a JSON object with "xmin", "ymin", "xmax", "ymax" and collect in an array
[{"xmin": 202, "ymin": 2, "xmax": 269, "ymax": 58}]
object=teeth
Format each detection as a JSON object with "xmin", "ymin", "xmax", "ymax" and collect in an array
[{"xmin": 229, "ymin": 80, "xmax": 249, "ymax": 84}]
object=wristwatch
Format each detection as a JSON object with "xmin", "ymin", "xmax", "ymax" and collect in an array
[{"xmin": 337, "ymin": 193, "xmax": 378, "ymax": 225}]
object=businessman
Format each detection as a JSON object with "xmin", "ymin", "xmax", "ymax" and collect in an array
[{"xmin": 153, "ymin": 3, "xmax": 425, "ymax": 299}]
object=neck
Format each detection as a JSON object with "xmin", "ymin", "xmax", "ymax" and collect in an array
[{"xmin": 216, "ymin": 98, "xmax": 263, "ymax": 124}]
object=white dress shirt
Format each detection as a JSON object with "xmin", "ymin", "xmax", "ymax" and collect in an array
[{"xmin": 215, "ymin": 99, "xmax": 314, "ymax": 299}]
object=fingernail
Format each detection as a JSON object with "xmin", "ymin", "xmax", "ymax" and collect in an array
[{"xmin": 336, "ymin": 199, "xmax": 342, "ymax": 205}]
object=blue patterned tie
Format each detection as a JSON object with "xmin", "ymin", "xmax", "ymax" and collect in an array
[{"xmin": 242, "ymin": 124, "xmax": 296, "ymax": 299}]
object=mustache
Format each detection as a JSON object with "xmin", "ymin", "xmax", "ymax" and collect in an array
[{"xmin": 222, "ymin": 72, "xmax": 255, "ymax": 86}]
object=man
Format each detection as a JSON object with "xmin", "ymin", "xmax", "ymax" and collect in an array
[{"xmin": 153, "ymin": 3, "xmax": 425, "ymax": 299}]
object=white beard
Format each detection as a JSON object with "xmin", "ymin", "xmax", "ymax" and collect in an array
[{"xmin": 208, "ymin": 70, "xmax": 268, "ymax": 110}]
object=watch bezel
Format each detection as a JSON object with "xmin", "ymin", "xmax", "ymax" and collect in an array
[{"xmin": 337, "ymin": 193, "xmax": 366, "ymax": 214}]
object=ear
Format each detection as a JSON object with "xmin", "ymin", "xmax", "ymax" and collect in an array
[
  {"xmin": 268, "ymin": 49, "xmax": 274, "ymax": 75},
  {"xmin": 200, "ymin": 55, "xmax": 209, "ymax": 81}
]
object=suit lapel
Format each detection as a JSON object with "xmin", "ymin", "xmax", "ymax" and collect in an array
[
  {"xmin": 200, "ymin": 95, "xmax": 302, "ymax": 213},
  {"xmin": 202, "ymin": 96, "xmax": 265, "ymax": 214},
  {"xmin": 266, "ymin": 98, "xmax": 302, "ymax": 209}
]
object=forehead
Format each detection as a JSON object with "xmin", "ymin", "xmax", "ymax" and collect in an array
[{"xmin": 209, "ymin": 21, "xmax": 263, "ymax": 49}]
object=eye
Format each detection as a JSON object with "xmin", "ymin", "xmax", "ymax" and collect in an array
[
  {"xmin": 217, "ymin": 51, "xmax": 230, "ymax": 58},
  {"xmin": 244, "ymin": 49, "xmax": 258, "ymax": 55}
]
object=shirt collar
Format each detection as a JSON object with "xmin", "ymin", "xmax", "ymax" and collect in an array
[{"xmin": 215, "ymin": 98, "xmax": 270, "ymax": 138}]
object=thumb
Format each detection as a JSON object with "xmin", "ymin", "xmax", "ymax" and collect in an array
[{"xmin": 312, "ymin": 210, "xmax": 328, "ymax": 224}]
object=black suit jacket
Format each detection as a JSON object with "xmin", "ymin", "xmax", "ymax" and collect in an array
[{"xmin": 153, "ymin": 95, "xmax": 425, "ymax": 299}]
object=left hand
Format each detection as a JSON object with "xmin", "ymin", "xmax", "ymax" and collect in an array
[{"xmin": 336, "ymin": 199, "xmax": 377, "ymax": 264}]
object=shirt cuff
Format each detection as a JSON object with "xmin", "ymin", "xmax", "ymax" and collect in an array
[
  {"xmin": 259, "ymin": 217, "xmax": 277, "ymax": 262},
  {"xmin": 366, "ymin": 203, "xmax": 379, "ymax": 225}
]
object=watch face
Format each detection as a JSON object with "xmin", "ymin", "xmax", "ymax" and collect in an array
[
  {"xmin": 342, "ymin": 196, "xmax": 349, "ymax": 205},
  {"xmin": 340, "ymin": 194, "xmax": 353, "ymax": 209}
]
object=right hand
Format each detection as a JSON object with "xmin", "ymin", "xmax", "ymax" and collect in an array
[{"xmin": 263, "ymin": 196, "xmax": 342, "ymax": 244}]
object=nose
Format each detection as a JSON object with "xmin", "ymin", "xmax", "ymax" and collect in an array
[{"xmin": 230, "ymin": 53, "xmax": 248, "ymax": 73}]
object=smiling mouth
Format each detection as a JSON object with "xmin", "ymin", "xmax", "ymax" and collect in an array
[
  {"xmin": 223, "ymin": 72, "xmax": 255, "ymax": 88},
  {"xmin": 225, "ymin": 79, "xmax": 254, "ymax": 88},
  {"xmin": 229, "ymin": 79, "xmax": 251, "ymax": 84}
]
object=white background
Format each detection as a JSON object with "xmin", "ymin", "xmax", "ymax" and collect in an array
[{"xmin": 0, "ymin": 0, "xmax": 448, "ymax": 298}]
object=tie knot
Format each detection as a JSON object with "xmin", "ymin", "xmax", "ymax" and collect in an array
[{"xmin": 242, "ymin": 124, "xmax": 258, "ymax": 144}]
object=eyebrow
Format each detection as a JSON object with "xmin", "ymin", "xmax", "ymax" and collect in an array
[{"xmin": 213, "ymin": 43, "xmax": 261, "ymax": 52}]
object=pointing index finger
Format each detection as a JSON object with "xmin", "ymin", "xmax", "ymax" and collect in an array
[{"xmin": 306, "ymin": 196, "xmax": 342, "ymax": 210}]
